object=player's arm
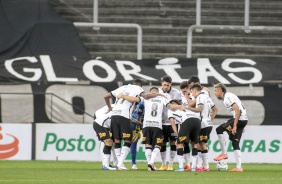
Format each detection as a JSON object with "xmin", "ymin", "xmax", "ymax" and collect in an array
[
  {"xmin": 104, "ymin": 92, "xmax": 113, "ymax": 111},
  {"xmin": 231, "ymin": 103, "xmax": 240, "ymax": 135},
  {"xmin": 211, "ymin": 105, "xmax": 218, "ymax": 121},
  {"xmin": 117, "ymin": 93, "xmax": 140, "ymax": 102},
  {"xmin": 187, "ymin": 95, "xmax": 196, "ymax": 107},
  {"xmin": 169, "ymin": 118, "xmax": 178, "ymax": 136},
  {"xmin": 140, "ymin": 92, "xmax": 167, "ymax": 99},
  {"xmin": 186, "ymin": 104, "xmax": 204, "ymax": 112}
]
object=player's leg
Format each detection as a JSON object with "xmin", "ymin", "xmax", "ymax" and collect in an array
[
  {"xmin": 214, "ymin": 119, "xmax": 234, "ymax": 161},
  {"xmin": 110, "ymin": 116, "xmax": 122, "ymax": 162},
  {"xmin": 229, "ymin": 120, "xmax": 247, "ymax": 172},
  {"xmin": 167, "ymin": 125, "xmax": 177, "ymax": 170},
  {"xmin": 199, "ymin": 126, "xmax": 212, "ymax": 171},
  {"xmin": 159, "ymin": 125, "xmax": 168, "ymax": 170},
  {"xmin": 117, "ymin": 117, "xmax": 133, "ymax": 170},
  {"xmin": 183, "ymin": 141, "xmax": 191, "ymax": 170},
  {"xmin": 189, "ymin": 118, "xmax": 201, "ymax": 172},
  {"xmin": 148, "ymin": 127, "xmax": 163, "ymax": 171},
  {"xmin": 103, "ymin": 138, "xmax": 116, "ymax": 170},
  {"xmin": 130, "ymin": 123, "xmax": 137, "ymax": 170}
]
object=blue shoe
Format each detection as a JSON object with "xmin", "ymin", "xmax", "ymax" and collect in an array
[
  {"xmin": 190, "ymin": 167, "xmax": 196, "ymax": 172},
  {"xmin": 174, "ymin": 167, "xmax": 184, "ymax": 172}
]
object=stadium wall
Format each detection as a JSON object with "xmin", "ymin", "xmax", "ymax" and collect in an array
[{"xmin": 0, "ymin": 123, "xmax": 281, "ymax": 163}]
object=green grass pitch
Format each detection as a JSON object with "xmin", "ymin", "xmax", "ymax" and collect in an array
[{"xmin": 0, "ymin": 161, "xmax": 282, "ymax": 184}]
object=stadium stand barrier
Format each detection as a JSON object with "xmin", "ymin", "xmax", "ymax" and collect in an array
[{"xmin": 73, "ymin": 0, "xmax": 143, "ymax": 59}]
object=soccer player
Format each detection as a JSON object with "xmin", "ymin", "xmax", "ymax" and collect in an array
[
  {"xmin": 104, "ymin": 79, "xmax": 164, "ymax": 170},
  {"xmin": 190, "ymin": 84, "xmax": 218, "ymax": 171},
  {"xmin": 168, "ymin": 98, "xmax": 201, "ymax": 172},
  {"xmin": 213, "ymin": 83, "xmax": 248, "ymax": 172},
  {"xmin": 179, "ymin": 81, "xmax": 192, "ymax": 171},
  {"xmin": 93, "ymin": 105, "xmax": 116, "ymax": 170},
  {"xmin": 130, "ymin": 101, "xmax": 144, "ymax": 170},
  {"xmin": 158, "ymin": 75, "xmax": 182, "ymax": 171}
]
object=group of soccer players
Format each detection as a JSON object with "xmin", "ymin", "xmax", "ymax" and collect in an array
[{"xmin": 93, "ymin": 75, "xmax": 248, "ymax": 172}]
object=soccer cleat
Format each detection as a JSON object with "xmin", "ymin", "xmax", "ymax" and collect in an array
[
  {"xmin": 159, "ymin": 165, "xmax": 167, "ymax": 170},
  {"xmin": 214, "ymin": 153, "xmax": 228, "ymax": 161},
  {"xmin": 167, "ymin": 165, "xmax": 173, "ymax": 171},
  {"xmin": 229, "ymin": 167, "xmax": 243, "ymax": 172},
  {"xmin": 201, "ymin": 167, "xmax": 210, "ymax": 172},
  {"xmin": 131, "ymin": 164, "xmax": 138, "ymax": 170},
  {"xmin": 184, "ymin": 165, "xmax": 191, "ymax": 171},
  {"xmin": 196, "ymin": 167, "xmax": 203, "ymax": 172},
  {"xmin": 190, "ymin": 167, "xmax": 196, "ymax": 172},
  {"xmin": 148, "ymin": 164, "xmax": 157, "ymax": 171},
  {"xmin": 102, "ymin": 165, "xmax": 117, "ymax": 170},
  {"xmin": 117, "ymin": 163, "xmax": 128, "ymax": 170},
  {"xmin": 174, "ymin": 167, "xmax": 184, "ymax": 172}
]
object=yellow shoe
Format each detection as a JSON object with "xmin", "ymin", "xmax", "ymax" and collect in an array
[
  {"xmin": 159, "ymin": 165, "xmax": 167, "ymax": 170},
  {"xmin": 167, "ymin": 165, "xmax": 173, "ymax": 171}
]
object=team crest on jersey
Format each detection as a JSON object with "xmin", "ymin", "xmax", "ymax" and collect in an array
[
  {"xmin": 178, "ymin": 136, "xmax": 187, "ymax": 142},
  {"xmin": 156, "ymin": 138, "xmax": 163, "ymax": 144},
  {"xmin": 142, "ymin": 137, "xmax": 146, "ymax": 141},
  {"xmin": 122, "ymin": 133, "xmax": 131, "ymax": 138},
  {"xmin": 99, "ymin": 132, "xmax": 106, "ymax": 138}
]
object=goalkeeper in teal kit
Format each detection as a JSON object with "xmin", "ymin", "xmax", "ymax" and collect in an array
[{"xmin": 130, "ymin": 101, "xmax": 144, "ymax": 170}]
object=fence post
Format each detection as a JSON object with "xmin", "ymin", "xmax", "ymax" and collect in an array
[
  {"xmin": 196, "ymin": 0, "xmax": 202, "ymax": 32},
  {"xmin": 244, "ymin": 0, "xmax": 251, "ymax": 33}
]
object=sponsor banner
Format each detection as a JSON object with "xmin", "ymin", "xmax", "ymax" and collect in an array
[
  {"xmin": 0, "ymin": 124, "xmax": 32, "ymax": 160},
  {"xmin": 36, "ymin": 124, "xmax": 99, "ymax": 161},
  {"xmin": 35, "ymin": 124, "xmax": 282, "ymax": 163}
]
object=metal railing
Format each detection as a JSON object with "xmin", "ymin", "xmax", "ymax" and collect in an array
[
  {"xmin": 73, "ymin": 0, "xmax": 143, "ymax": 60},
  {"xmin": 187, "ymin": 25, "xmax": 282, "ymax": 58}
]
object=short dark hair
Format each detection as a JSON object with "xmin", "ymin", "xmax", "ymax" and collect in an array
[
  {"xmin": 161, "ymin": 75, "xmax": 172, "ymax": 83},
  {"xmin": 149, "ymin": 86, "xmax": 159, "ymax": 92},
  {"xmin": 133, "ymin": 78, "xmax": 143, "ymax": 87},
  {"xmin": 188, "ymin": 75, "xmax": 200, "ymax": 84},
  {"xmin": 190, "ymin": 83, "xmax": 202, "ymax": 91},
  {"xmin": 180, "ymin": 81, "xmax": 189, "ymax": 89},
  {"xmin": 169, "ymin": 100, "xmax": 182, "ymax": 105}
]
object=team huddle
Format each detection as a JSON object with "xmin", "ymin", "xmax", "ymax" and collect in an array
[{"xmin": 93, "ymin": 75, "xmax": 248, "ymax": 172}]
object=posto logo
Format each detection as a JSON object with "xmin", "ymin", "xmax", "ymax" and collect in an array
[{"xmin": 0, "ymin": 125, "xmax": 19, "ymax": 159}]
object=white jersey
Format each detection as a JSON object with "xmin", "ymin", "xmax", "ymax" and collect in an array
[
  {"xmin": 181, "ymin": 93, "xmax": 189, "ymax": 107},
  {"xmin": 94, "ymin": 110, "xmax": 112, "ymax": 129},
  {"xmin": 169, "ymin": 109, "xmax": 200, "ymax": 125},
  {"xmin": 159, "ymin": 87, "xmax": 182, "ymax": 125},
  {"xmin": 111, "ymin": 84, "xmax": 144, "ymax": 119},
  {"xmin": 141, "ymin": 96, "xmax": 169, "ymax": 129},
  {"xmin": 223, "ymin": 92, "xmax": 248, "ymax": 120},
  {"xmin": 168, "ymin": 109, "xmax": 182, "ymax": 124},
  {"xmin": 196, "ymin": 93, "xmax": 215, "ymax": 128}
]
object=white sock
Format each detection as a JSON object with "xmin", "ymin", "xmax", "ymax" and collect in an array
[
  {"xmin": 145, "ymin": 149, "xmax": 152, "ymax": 163},
  {"xmin": 100, "ymin": 142, "xmax": 105, "ymax": 166},
  {"xmin": 202, "ymin": 152, "xmax": 209, "ymax": 168},
  {"xmin": 184, "ymin": 153, "xmax": 190, "ymax": 166},
  {"xmin": 177, "ymin": 154, "xmax": 184, "ymax": 169},
  {"xmin": 218, "ymin": 134, "xmax": 227, "ymax": 155},
  {"xmin": 169, "ymin": 150, "xmax": 176, "ymax": 165},
  {"xmin": 114, "ymin": 148, "xmax": 121, "ymax": 163},
  {"xmin": 103, "ymin": 154, "xmax": 111, "ymax": 167},
  {"xmin": 118, "ymin": 146, "xmax": 130, "ymax": 165},
  {"xmin": 150, "ymin": 148, "xmax": 160, "ymax": 165},
  {"xmin": 191, "ymin": 154, "xmax": 198, "ymax": 169},
  {"xmin": 160, "ymin": 151, "xmax": 166, "ymax": 166},
  {"xmin": 111, "ymin": 145, "xmax": 118, "ymax": 166},
  {"xmin": 196, "ymin": 152, "xmax": 203, "ymax": 168},
  {"xmin": 234, "ymin": 150, "xmax": 242, "ymax": 168}
]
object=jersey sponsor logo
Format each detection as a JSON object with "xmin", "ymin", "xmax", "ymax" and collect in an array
[
  {"xmin": 178, "ymin": 136, "xmax": 187, "ymax": 142},
  {"xmin": 122, "ymin": 133, "xmax": 131, "ymax": 139},
  {"xmin": 98, "ymin": 132, "xmax": 106, "ymax": 138},
  {"xmin": 156, "ymin": 138, "xmax": 163, "ymax": 144},
  {"xmin": 226, "ymin": 125, "xmax": 232, "ymax": 132},
  {"xmin": 200, "ymin": 135, "xmax": 208, "ymax": 141},
  {"xmin": 0, "ymin": 125, "xmax": 19, "ymax": 159}
]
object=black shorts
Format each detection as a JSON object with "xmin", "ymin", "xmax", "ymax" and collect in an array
[
  {"xmin": 177, "ymin": 118, "xmax": 201, "ymax": 144},
  {"xmin": 162, "ymin": 125, "xmax": 177, "ymax": 142},
  {"xmin": 199, "ymin": 126, "xmax": 213, "ymax": 143},
  {"xmin": 110, "ymin": 115, "xmax": 132, "ymax": 140},
  {"xmin": 220, "ymin": 118, "xmax": 248, "ymax": 141},
  {"xmin": 93, "ymin": 122, "xmax": 111, "ymax": 141},
  {"xmin": 141, "ymin": 127, "xmax": 163, "ymax": 146}
]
